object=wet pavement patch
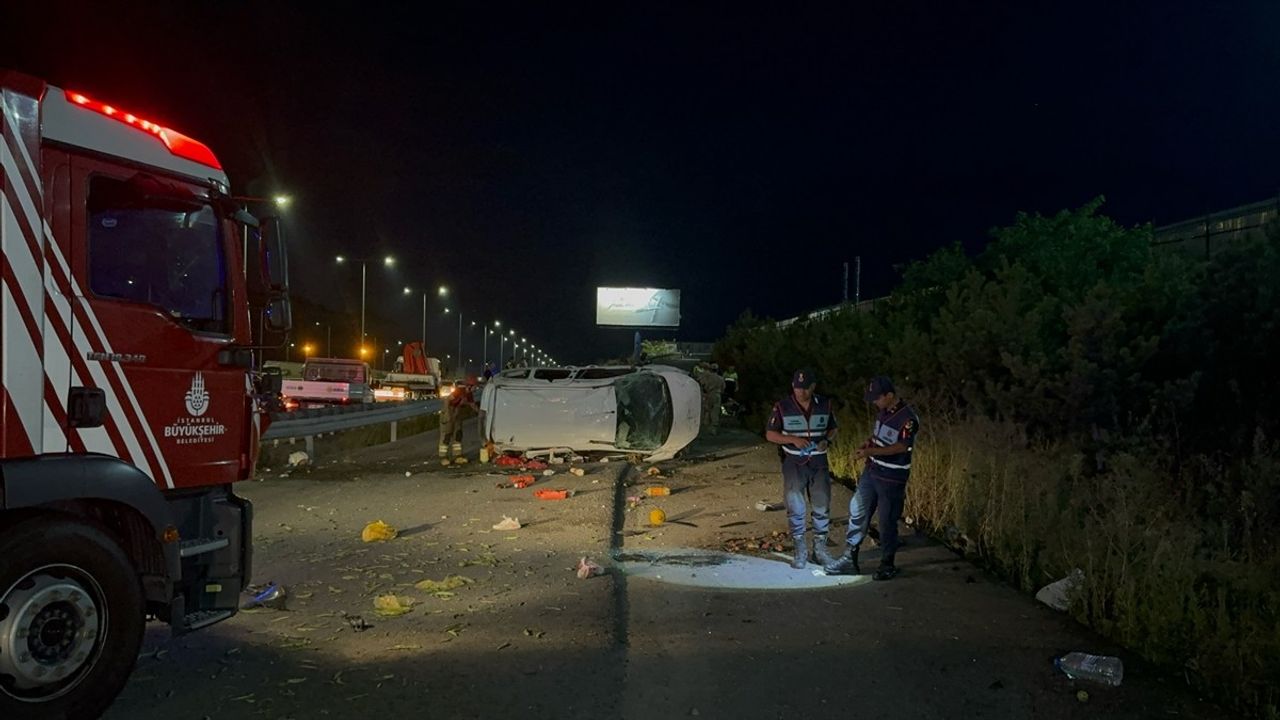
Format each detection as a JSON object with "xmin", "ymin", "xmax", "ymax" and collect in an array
[{"xmin": 614, "ymin": 548, "xmax": 869, "ymax": 590}]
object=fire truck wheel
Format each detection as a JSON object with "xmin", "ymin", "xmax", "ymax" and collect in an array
[{"xmin": 0, "ymin": 517, "xmax": 146, "ymax": 719}]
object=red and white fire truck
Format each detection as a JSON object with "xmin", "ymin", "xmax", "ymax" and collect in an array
[{"xmin": 0, "ymin": 70, "xmax": 291, "ymax": 717}]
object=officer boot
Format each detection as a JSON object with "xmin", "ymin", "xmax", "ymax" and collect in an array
[
  {"xmin": 790, "ymin": 535, "xmax": 808, "ymax": 569},
  {"xmin": 450, "ymin": 442, "xmax": 467, "ymax": 464},
  {"xmin": 438, "ymin": 442, "xmax": 451, "ymax": 466},
  {"xmin": 812, "ymin": 533, "xmax": 836, "ymax": 566},
  {"xmin": 824, "ymin": 546, "xmax": 860, "ymax": 575}
]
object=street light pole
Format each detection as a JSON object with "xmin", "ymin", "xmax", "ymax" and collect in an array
[
  {"xmin": 457, "ymin": 311, "xmax": 463, "ymax": 376},
  {"xmin": 360, "ymin": 261, "xmax": 367, "ymax": 345}
]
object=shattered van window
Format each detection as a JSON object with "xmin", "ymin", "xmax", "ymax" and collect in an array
[
  {"xmin": 614, "ymin": 373, "xmax": 673, "ymax": 450},
  {"xmin": 532, "ymin": 369, "xmax": 573, "ymax": 380},
  {"xmin": 576, "ymin": 367, "xmax": 635, "ymax": 380}
]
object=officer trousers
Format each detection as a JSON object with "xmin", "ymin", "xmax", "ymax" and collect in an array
[
  {"xmin": 845, "ymin": 467, "xmax": 907, "ymax": 566},
  {"xmin": 781, "ymin": 456, "xmax": 831, "ymax": 537}
]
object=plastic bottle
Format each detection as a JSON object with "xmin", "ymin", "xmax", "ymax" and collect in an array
[{"xmin": 1054, "ymin": 653, "xmax": 1124, "ymax": 687}]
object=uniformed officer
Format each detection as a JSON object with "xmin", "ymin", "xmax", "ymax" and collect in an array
[
  {"xmin": 825, "ymin": 375, "xmax": 920, "ymax": 580},
  {"xmin": 765, "ymin": 369, "xmax": 839, "ymax": 569}
]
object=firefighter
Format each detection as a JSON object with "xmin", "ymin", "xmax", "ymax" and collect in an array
[
  {"xmin": 723, "ymin": 366, "xmax": 739, "ymax": 401},
  {"xmin": 438, "ymin": 375, "xmax": 480, "ymax": 465},
  {"xmin": 694, "ymin": 364, "xmax": 725, "ymax": 436}
]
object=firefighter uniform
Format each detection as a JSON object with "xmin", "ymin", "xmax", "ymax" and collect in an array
[
  {"xmin": 438, "ymin": 379, "xmax": 479, "ymax": 464},
  {"xmin": 695, "ymin": 365, "xmax": 725, "ymax": 435}
]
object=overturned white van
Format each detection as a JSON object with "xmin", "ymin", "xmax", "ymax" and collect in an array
[{"xmin": 478, "ymin": 365, "xmax": 701, "ymax": 461}]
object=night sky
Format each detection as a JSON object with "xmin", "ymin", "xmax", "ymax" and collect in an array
[{"xmin": 4, "ymin": 2, "xmax": 1278, "ymax": 366}]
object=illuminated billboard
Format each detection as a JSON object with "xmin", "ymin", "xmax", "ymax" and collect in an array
[{"xmin": 596, "ymin": 287, "xmax": 681, "ymax": 328}]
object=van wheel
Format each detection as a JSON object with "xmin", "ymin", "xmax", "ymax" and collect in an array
[{"xmin": 0, "ymin": 518, "xmax": 146, "ymax": 719}]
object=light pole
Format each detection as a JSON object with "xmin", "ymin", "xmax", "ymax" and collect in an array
[
  {"xmin": 335, "ymin": 254, "xmax": 395, "ymax": 348},
  {"xmin": 404, "ymin": 286, "xmax": 448, "ymax": 349},
  {"xmin": 314, "ymin": 321, "xmax": 331, "ymax": 357}
]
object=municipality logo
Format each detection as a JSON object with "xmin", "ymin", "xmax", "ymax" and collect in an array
[{"xmin": 184, "ymin": 372, "xmax": 210, "ymax": 417}]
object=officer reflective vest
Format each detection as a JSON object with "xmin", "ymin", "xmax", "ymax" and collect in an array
[
  {"xmin": 767, "ymin": 395, "xmax": 837, "ymax": 458},
  {"xmin": 867, "ymin": 401, "xmax": 919, "ymax": 482}
]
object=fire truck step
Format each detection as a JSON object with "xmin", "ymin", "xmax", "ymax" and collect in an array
[
  {"xmin": 183, "ymin": 609, "xmax": 235, "ymax": 631},
  {"xmin": 179, "ymin": 537, "xmax": 231, "ymax": 558}
]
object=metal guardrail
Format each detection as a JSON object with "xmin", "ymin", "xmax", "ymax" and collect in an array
[{"xmin": 262, "ymin": 399, "xmax": 442, "ymax": 441}]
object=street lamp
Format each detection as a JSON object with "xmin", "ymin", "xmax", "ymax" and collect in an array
[
  {"xmin": 335, "ymin": 254, "xmax": 395, "ymax": 347},
  {"xmin": 231, "ymin": 192, "xmax": 291, "ymax": 279}
]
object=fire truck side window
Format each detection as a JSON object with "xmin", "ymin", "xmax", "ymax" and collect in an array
[{"xmin": 87, "ymin": 176, "xmax": 229, "ymax": 334}]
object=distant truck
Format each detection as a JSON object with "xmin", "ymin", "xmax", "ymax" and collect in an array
[
  {"xmin": 282, "ymin": 358, "xmax": 375, "ymax": 407},
  {"xmin": 378, "ymin": 342, "xmax": 442, "ymax": 400}
]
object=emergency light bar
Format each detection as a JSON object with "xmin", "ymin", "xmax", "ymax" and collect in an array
[{"xmin": 64, "ymin": 90, "xmax": 222, "ymax": 170}]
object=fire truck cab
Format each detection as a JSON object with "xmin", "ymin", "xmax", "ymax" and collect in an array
[{"xmin": 0, "ymin": 69, "xmax": 290, "ymax": 717}]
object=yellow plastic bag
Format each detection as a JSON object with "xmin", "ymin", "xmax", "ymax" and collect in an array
[
  {"xmin": 361, "ymin": 520, "xmax": 398, "ymax": 543},
  {"xmin": 414, "ymin": 575, "xmax": 473, "ymax": 595},
  {"xmin": 373, "ymin": 594, "xmax": 416, "ymax": 617}
]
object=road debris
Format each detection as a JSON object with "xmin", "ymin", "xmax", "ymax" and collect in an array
[
  {"xmin": 576, "ymin": 557, "xmax": 605, "ymax": 579},
  {"xmin": 754, "ymin": 500, "xmax": 784, "ymax": 512},
  {"xmin": 492, "ymin": 516, "xmax": 522, "ymax": 531},
  {"xmin": 646, "ymin": 486, "xmax": 671, "ymax": 497},
  {"xmin": 361, "ymin": 520, "xmax": 398, "ymax": 543},
  {"xmin": 242, "ymin": 582, "xmax": 287, "ymax": 610},
  {"xmin": 1035, "ymin": 568, "xmax": 1084, "ymax": 611},
  {"xmin": 648, "ymin": 508, "xmax": 667, "ymax": 526},
  {"xmin": 569, "ymin": 467, "xmax": 586, "ymax": 477},
  {"xmin": 534, "ymin": 488, "xmax": 572, "ymax": 500},
  {"xmin": 415, "ymin": 575, "xmax": 474, "ymax": 595},
  {"xmin": 372, "ymin": 594, "xmax": 416, "ymax": 617},
  {"xmin": 287, "ymin": 451, "xmax": 310, "ymax": 468},
  {"xmin": 342, "ymin": 613, "xmax": 372, "ymax": 632},
  {"xmin": 542, "ymin": 469, "xmax": 556, "ymax": 476},
  {"xmin": 723, "ymin": 530, "xmax": 790, "ymax": 555}
]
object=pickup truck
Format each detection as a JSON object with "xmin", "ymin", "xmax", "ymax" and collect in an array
[{"xmin": 282, "ymin": 358, "xmax": 375, "ymax": 407}]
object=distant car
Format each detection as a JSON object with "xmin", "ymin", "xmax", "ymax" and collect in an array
[{"xmin": 479, "ymin": 365, "xmax": 701, "ymax": 461}]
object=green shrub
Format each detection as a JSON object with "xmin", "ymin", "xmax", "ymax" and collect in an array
[{"xmin": 714, "ymin": 201, "xmax": 1280, "ymax": 715}]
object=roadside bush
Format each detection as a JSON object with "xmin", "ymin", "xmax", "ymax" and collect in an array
[{"xmin": 714, "ymin": 200, "xmax": 1280, "ymax": 715}]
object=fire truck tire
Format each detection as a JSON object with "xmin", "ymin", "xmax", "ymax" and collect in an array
[{"xmin": 0, "ymin": 517, "xmax": 146, "ymax": 719}]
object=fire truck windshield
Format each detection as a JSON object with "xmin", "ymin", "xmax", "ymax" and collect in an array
[{"xmin": 87, "ymin": 175, "xmax": 229, "ymax": 334}]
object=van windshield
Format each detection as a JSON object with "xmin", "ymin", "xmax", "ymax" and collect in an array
[
  {"xmin": 303, "ymin": 363, "xmax": 368, "ymax": 383},
  {"xmin": 613, "ymin": 373, "xmax": 672, "ymax": 451}
]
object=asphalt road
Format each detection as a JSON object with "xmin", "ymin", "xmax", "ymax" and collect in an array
[{"xmin": 104, "ymin": 427, "xmax": 1225, "ymax": 720}]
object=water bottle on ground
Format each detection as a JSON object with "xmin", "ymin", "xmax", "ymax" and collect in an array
[{"xmin": 1055, "ymin": 652, "xmax": 1124, "ymax": 686}]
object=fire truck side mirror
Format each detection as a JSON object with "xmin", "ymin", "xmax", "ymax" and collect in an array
[
  {"xmin": 260, "ymin": 216, "xmax": 290, "ymax": 294},
  {"xmin": 265, "ymin": 297, "xmax": 293, "ymax": 333}
]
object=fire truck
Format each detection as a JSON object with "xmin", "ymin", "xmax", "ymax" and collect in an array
[{"xmin": 0, "ymin": 70, "xmax": 291, "ymax": 717}]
